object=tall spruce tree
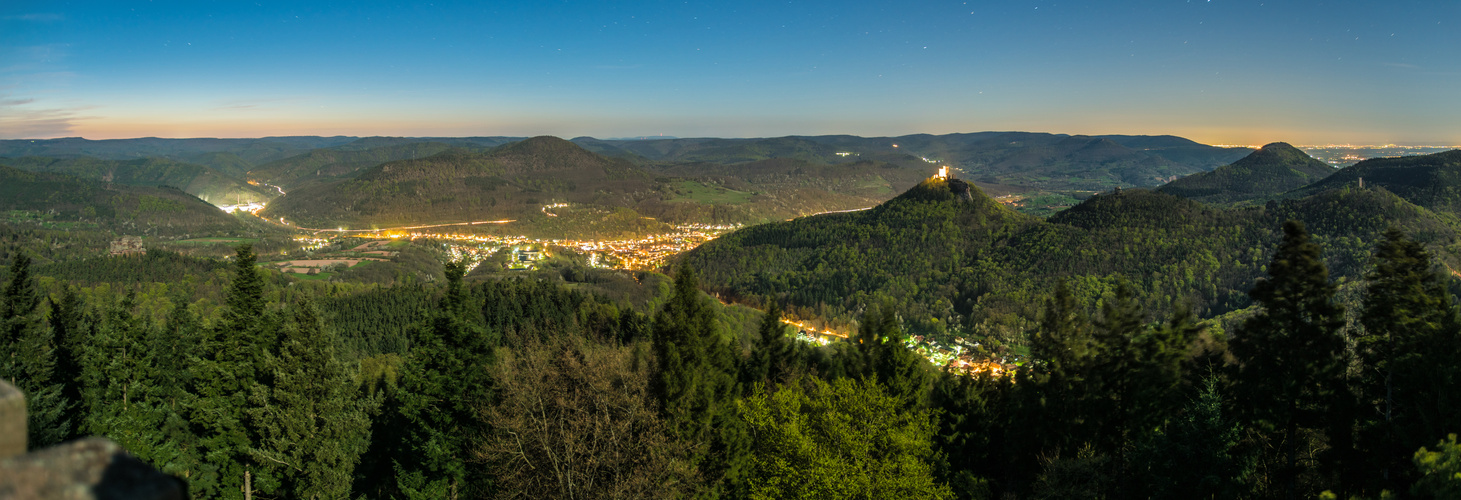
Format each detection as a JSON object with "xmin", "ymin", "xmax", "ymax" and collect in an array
[
  {"xmin": 146, "ymin": 296, "xmax": 207, "ymax": 483},
  {"xmin": 741, "ymin": 299, "xmax": 797, "ymax": 389},
  {"xmin": 1090, "ymin": 281, "xmax": 1145, "ymax": 456},
  {"xmin": 1230, "ymin": 220, "xmax": 1347, "ymax": 500},
  {"xmin": 190, "ymin": 244, "xmax": 276, "ymax": 499},
  {"xmin": 1357, "ymin": 228, "xmax": 1460, "ymax": 493},
  {"xmin": 1136, "ymin": 373, "xmax": 1253, "ymax": 500},
  {"xmin": 652, "ymin": 266, "xmax": 748, "ymax": 497},
  {"xmin": 1, "ymin": 251, "xmax": 70, "ymax": 447},
  {"xmin": 47, "ymin": 286, "xmax": 85, "ymax": 425},
  {"xmin": 931, "ymin": 369, "xmax": 1008, "ymax": 498},
  {"xmin": 79, "ymin": 290, "xmax": 201, "ymax": 479},
  {"xmin": 1018, "ymin": 280, "xmax": 1096, "ymax": 462},
  {"xmin": 394, "ymin": 261, "xmax": 497, "ymax": 499},
  {"xmin": 866, "ymin": 304, "xmax": 932, "ymax": 409},
  {"xmin": 251, "ymin": 298, "xmax": 374, "ymax": 500}
]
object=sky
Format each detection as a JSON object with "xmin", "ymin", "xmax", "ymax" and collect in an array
[{"xmin": 2, "ymin": 1, "xmax": 1458, "ymax": 145}]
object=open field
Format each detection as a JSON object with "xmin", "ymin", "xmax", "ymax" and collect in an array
[
  {"xmin": 666, "ymin": 180, "xmax": 754, "ymax": 205},
  {"xmin": 171, "ymin": 237, "xmax": 258, "ymax": 246}
]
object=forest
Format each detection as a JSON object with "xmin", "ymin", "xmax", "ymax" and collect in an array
[
  {"xmin": 680, "ymin": 175, "xmax": 1461, "ymax": 355},
  {"xmin": 3, "ymin": 213, "xmax": 1461, "ymax": 499}
]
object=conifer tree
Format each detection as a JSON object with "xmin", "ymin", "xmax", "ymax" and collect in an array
[
  {"xmin": 47, "ymin": 286, "xmax": 86, "ymax": 417},
  {"xmin": 1089, "ymin": 281, "xmax": 1145, "ymax": 455},
  {"xmin": 1230, "ymin": 220, "xmax": 1347, "ymax": 500},
  {"xmin": 153, "ymin": 296, "xmax": 200, "ymax": 411},
  {"xmin": 1357, "ymin": 227, "xmax": 1459, "ymax": 492},
  {"xmin": 394, "ymin": 261, "xmax": 496, "ymax": 498},
  {"xmin": 146, "ymin": 296, "xmax": 207, "ymax": 483},
  {"xmin": 864, "ymin": 303, "xmax": 931, "ymax": 409},
  {"xmin": 653, "ymin": 266, "xmax": 728, "ymax": 442},
  {"xmin": 81, "ymin": 290, "xmax": 153, "ymax": 436},
  {"xmin": 1133, "ymin": 303, "xmax": 1204, "ymax": 433},
  {"xmin": 1136, "ymin": 373, "xmax": 1253, "ymax": 500},
  {"xmin": 742, "ymin": 299, "xmax": 796, "ymax": 388},
  {"xmin": 1, "ymin": 251, "xmax": 70, "ymax": 447},
  {"xmin": 190, "ymin": 244, "xmax": 276, "ymax": 499},
  {"xmin": 652, "ymin": 266, "xmax": 748, "ymax": 497},
  {"xmin": 80, "ymin": 290, "xmax": 198, "ymax": 478},
  {"xmin": 251, "ymin": 298, "xmax": 374, "ymax": 500},
  {"xmin": 931, "ymin": 370, "xmax": 1008, "ymax": 498},
  {"xmin": 1018, "ymin": 280, "xmax": 1096, "ymax": 461}
]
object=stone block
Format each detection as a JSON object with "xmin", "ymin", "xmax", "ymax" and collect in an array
[
  {"xmin": 0, "ymin": 379, "xmax": 24, "ymax": 459},
  {"xmin": 0, "ymin": 437, "xmax": 188, "ymax": 500}
]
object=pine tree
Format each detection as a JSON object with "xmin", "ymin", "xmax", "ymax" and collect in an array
[
  {"xmin": 865, "ymin": 303, "xmax": 931, "ymax": 409},
  {"xmin": 190, "ymin": 244, "xmax": 277, "ymax": 499},
  {"xmin": 742, "ymin": 299, "xmax": 796, "ymax": 388},
  {"xmin": 1136, "ymin": 373, "xmax": 1253, "ymax": 500},
  {"xmin": 1230, "ymin": 220, "xmax": 1347, "ymax": 500},
  {"xmin": 652, "ymin": 266, "xmax": 748, "ymax": 497},
  {"xmin": 1018, "ymin": 280, "xmax": 1096, "ymax": 463},
  {"xmin": 1, "ymin": 251, "xmax": 70, "ymax": 447},
  {"xmin": 251, "ymin": 298, "xmax": 374, "ymax": 500},
  {"xmin": 47, "ymin": 286, "xmax": 86, "ymax": 421},
  {"xmin": 1089, "ymin": 281, "xmax": 1145, "ymax": 456},
  {"xmin": 394, "ymin": 261, "xmax": 496, "ymax": 499},
  {"xmin": 1357, "ymin": 227, "xmax": 1459, "ymax": 493}
]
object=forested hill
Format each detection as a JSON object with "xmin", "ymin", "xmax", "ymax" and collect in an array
[
  {"xmin": 3, "ymin": 156, "xmax": 272, "ymax": 205},
  {"xmin": 260, "ymin": 136, "xmax": 660, "ymax": 229},
  {"xmin": 678, "ymin": 174, "xmax": 1461, "ymax": 341},
  {"xmin": 246, "ymin": 141, "xmax": 461, "ymax": 191},
  {"xmin": 1157, "ymin": 142, "xmax": 1335, "ymax": 204},
  {"xmin": 579, "ymin": 132, "xmax": 1251, "ymax": 190},
  {"xmin": 1287, "ymin": 149, "xmax": 1461, "ymax": 213},
  {"xmin": 245, "ymin": 137, "xmax": 525, "ymax": 191},
  {"xmin": 0, "ymin": 165, "xmax": 244, "ymax": 234}
]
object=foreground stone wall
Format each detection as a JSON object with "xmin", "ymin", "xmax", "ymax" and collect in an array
[{"xmin": 0, "ymin": 379, "xmax": 188, "ymax": 500}]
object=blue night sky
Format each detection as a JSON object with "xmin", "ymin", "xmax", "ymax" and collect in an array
[{"xmin": 2, "ymin": 1, "xmax": 1458, "ymax": 145}]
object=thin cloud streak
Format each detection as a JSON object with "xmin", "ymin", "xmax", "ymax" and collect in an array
[
  {"xmin": 0, "ymin": 103, "xmax": 94, "ymax": 138},
  {"xmin": 3, "ymin": 13, "xmax": 65, "ymax": 22}
]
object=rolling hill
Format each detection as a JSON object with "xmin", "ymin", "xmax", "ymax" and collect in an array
[
  {"xmin": 260, "ymin": 136, "xmax": 665, "ymax": 232},
  {"xmin": 245, "ymin": 137, "xmax": 529, "ymax": 191},
  {"xmin": 1157, "ymin": 142, "xmax": 1335, "ymax": 204},
  {"xmin": 0, "ymin": 165, "xmax": 245, "ymax": 235},
  {"xmin": 1286, "ymin": 149, "xmax": 1461, "ymax": 214},
  {"xmin": 677, "ymin": 172, "xmax": 1461, "ymax": 343},
  {"xmin": 4, "ymin": 156, "xmax": 273, "ymax": 205},
  {"xmin": 247, "ymin": 141, "xmax": 462, "ymax": 191},
  {"xmin": 572, "ymin": 132, "xmax": 1250, "ymax": 191},
  {"xmin": 260, "ymin": 136, "xmax": 996, "ymax": 234}
]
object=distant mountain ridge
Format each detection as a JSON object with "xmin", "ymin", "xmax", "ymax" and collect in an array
[
  {"xmin": 569, "ymin": 132, "xmax": 1249, "ymax": 189},
  {"xmin": 6, "ymin": 132, "xmax": 1249, "ymax": 194},
  {"xmin": 1157, "ymin": 142, "xmax": 1335, "ymax": 204}
]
